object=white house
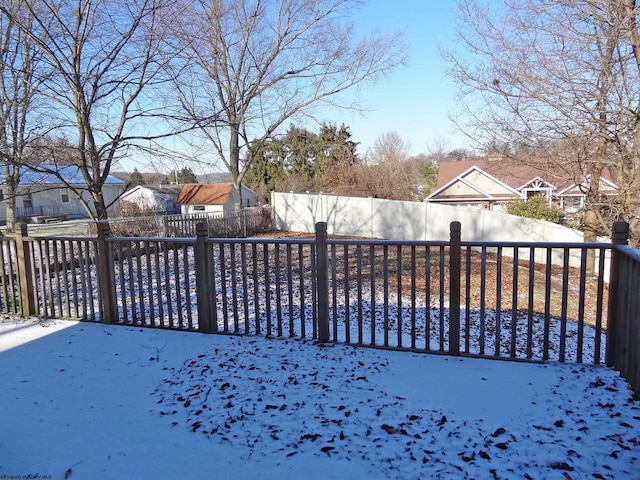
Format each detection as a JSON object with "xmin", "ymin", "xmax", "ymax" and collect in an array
[
  {"xmin": 119, "ymin": 185, "xmax": 181, "ymax": 214},
  {"xmin": 176, "ymin": 183, "xmax": 258, "ymax": 216},
  {"xmin": 0, "ymin": 165, "xmax": 125, "ymax": 224}
]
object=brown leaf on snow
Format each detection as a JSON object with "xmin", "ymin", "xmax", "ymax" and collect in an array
[
  {"xmin": 533, "ymin": 424, "xmax": 552, "ymax": 431},
  {"xmin": 321, "ymin": 446, "xmax": 335, "ymax": 456},
  {"xmin": 300, "ymin": 433, "xmax": 321, "ymax": 442},
  {"xmin": 381, "ymin": 424, "xmax": 398, "ymax": 434},
  {"xmin": 459, "ymin": 451, "xmax": 475, "ymax": 462},
  {"xmin": 491, "ymin": 427, "xmax": 507, "ymax": 438},
  {"xmin": 550, "ymin": 461, "xmax": 574, "ymax": 471}
]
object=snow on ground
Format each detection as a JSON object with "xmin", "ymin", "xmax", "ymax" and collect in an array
[{"xmin": 1, "ymin": 316, "xmax": 638, "ymax": 480}]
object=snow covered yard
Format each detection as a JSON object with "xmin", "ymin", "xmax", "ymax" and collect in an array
[{"xmin": 1, "ymin": 317, "xmax": 638, "ymax": 479}]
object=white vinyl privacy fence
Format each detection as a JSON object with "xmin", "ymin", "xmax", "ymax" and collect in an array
[
  {"xmin": 271, "ymin": 192, "xmax": 587, "ymax": 242},
  {"xmin": 271, "ymin": 191, "xmax": 609, "ymax": 272}
]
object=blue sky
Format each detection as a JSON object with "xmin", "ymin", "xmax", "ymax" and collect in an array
[
  {"xmin": 315, "ymin": 1, "xmax": 466, "ymax": 158},
  {"xmin": 124, "ymin": 2, "xmax": 465, "ymax": 174}
]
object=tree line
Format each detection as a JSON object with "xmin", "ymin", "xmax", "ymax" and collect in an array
[{"xmin": 243, "ymin": 125, "xmax": 440, "ymax": 204}]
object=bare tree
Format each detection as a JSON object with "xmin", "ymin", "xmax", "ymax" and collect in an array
[
  {"xmin": 369, "ymin": 131, "xmax": 412, "ymax": 165},
  {"xmin": 360, "ymin": 131, "xmax": 420, "ymax": 200},
  {"xmin": 3, "ymin": 0, "xmax": 176, "ymax": 220},
  {"xmin": 169, "ymin": 0, "xmax": 406, "ymax": 206},
  {"xmin": 0, "ymin": 0, "xmax": 47, "ymax": 230},
  {"xmin": 445, "ymin": 0, "xmax": 640, "ymax": 249}
]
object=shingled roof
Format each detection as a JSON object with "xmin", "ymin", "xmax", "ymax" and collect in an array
[
  {"xmin": 176, "ymin": 184, "xmax": 234, "ymax": 205},
  {"xmin": 0, "ymin": 164, "xmax": 125, "ymax": 185},
  {"xmin": 434, "ymin": 158, "xmax": 579, "ymax": 191},
  {"xmin": 428, "ymin": 157, "xmax": 618, "ymax": 204}
]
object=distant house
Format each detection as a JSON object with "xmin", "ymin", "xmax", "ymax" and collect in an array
[
  {"xmin": 120, "ymin": 185, "xmax": 181, "ymax": 215},
  {"xmin": 176, "ymin": 183, "xmax": 258, "ymax": 216},
  {"xmin": 425, "ymin": 158, "xmax": 619, "ymax": 213},
  {"xmin": 0, "ymin": 165, "xmax": 125, "ymax": 224}
]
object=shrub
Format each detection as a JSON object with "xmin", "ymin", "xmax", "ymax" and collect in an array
[{"xmin": 506, "ymin": 196, "xmax": 564, "ymax": 223}]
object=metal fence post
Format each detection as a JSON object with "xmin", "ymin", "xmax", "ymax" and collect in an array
[
  {"xmin": 14, "ymin": 223, "xmax": 35, "ymax": 317},
  {"xmin": 195, "ymin": 222, "xmax": 213, "ymax": 333},
  {"xmin": 96, "ymin": 221, "xmax": 116, "ymax": 324},
  {"xmin": 606, "ymin": 220, "xmax": 629, "ymax": 367},
  {"xmin": 449, "ymin": 221, "xmax": 461, "ymax": 355},
  {"xmin": 315, "ymin": 221, "xmax": 330, "ymax": 343}
]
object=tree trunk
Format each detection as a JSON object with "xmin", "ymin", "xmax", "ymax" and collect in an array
[
  {"xmin": 3, "ymin": 164, "xmax": 17, "ymax": 232},
  {"xmin": 583, "ymin": 160, "xmax": 604, "ymax": 274},
  {"xmin": 91, "ymin": 190, "xmax": 109, "ymax": 221},
  {"xmin": 229, "ymin": 121, "xmax": 243, "ymax": 210}
]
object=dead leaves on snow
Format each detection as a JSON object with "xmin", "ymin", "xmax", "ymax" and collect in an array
[{"xmin": 150, "ymin": 337, "xmax": 640, "ymax": 479}]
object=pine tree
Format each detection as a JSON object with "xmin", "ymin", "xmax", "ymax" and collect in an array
[{"xmin": 129, "ymin": 168, "xmax": 145, "ymax": 187}]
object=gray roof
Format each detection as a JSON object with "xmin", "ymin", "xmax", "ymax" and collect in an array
[{"xmin": 0, "ymin": 164, "xmax": 125, "ymax": 185}]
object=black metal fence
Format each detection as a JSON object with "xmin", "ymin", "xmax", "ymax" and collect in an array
[{"xmin": 1, "ymin": 220, "xmax": 638, "ymax": 395}]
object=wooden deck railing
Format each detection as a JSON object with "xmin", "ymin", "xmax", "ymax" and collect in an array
[{"xmin": 1, "ymin": 220, "xmax": 637, "ymax": 395}]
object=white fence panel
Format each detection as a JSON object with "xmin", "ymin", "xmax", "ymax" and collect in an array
[{"xmin": 271, "ymin": 191, "xmax": 610, "ymax": 274}]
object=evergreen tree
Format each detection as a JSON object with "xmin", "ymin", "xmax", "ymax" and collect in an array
[
  {"xmin": 243, "ymin": 123, "xmax": 359, "ymax": 202},
  {"xmin": 177, "ymin": 167, "xmax": 198, "ymax": 184},
  {"xmin": 164, "ymin": 167, "xmax": 199, "ymax": 184},
  {"xmin": 129, "ymin": 168, "xmax": 145, "ymax": 187}
]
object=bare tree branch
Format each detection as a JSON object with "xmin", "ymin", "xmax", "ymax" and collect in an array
[
  {"xmin": 2, "ymin": 0, "xmax": 182, "ymax": 220},
  {"xmin": 167, "ymin": 0, "xmax": 407, "ymax": 205},
  {"xmin": 446, "ymin": 0, "xmax": 640, "ymax": 248},
  {"xmin": 0, "ymin": 0, "xmax": 50, "ymax": 230}
]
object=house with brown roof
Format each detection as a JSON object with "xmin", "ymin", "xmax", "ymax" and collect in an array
[
  {"xmin": 176, "ymin": 183, "xmax": 257, "ymax": 216},
  {"xmin": 425, "ymin": 158, "xmax": 619, "ymax": 213}
]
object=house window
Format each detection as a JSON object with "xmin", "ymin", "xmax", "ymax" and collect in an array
[
  {"xmin": 524, "ymin": 189, "xmax": 552, "ymax": 205},
  {"xmin": 61, "ymin": 189, "xmax": 70, "ymax": 203},
  {"xmin": 23, "ymin": 193, "xmax": 32, "ymax": 209},
  {"xmin": 562, "ymin": 196, "xmax": 583, "ymax": 212},
  {"xmin": 0, "ymin": 190, "xmax": 4, "ymax": 201},
  {"xmin": 193, "ymin": 205, "xmax": 205, "ymax": 211}
]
